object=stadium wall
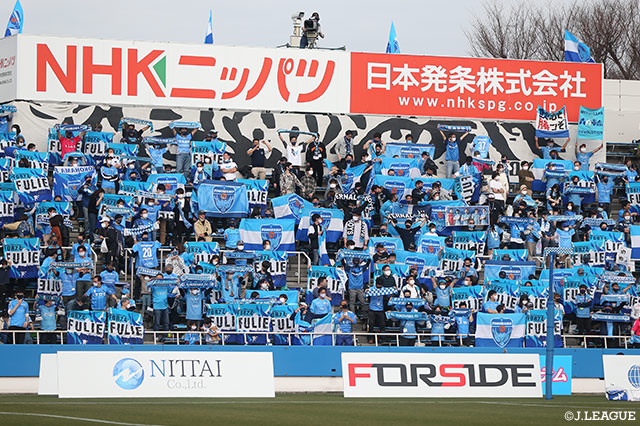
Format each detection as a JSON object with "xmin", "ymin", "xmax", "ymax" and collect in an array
[
  {"xmin": 1, "ymin": 345, "xmax": 638, "ymax": 378},
  {"xmin": 12, "ymin": 100, "xmax": 609, "ymax": 172}
]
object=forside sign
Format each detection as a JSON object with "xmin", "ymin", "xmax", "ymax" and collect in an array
[{"xmin": 342, "ymin": 353, "xmax": 542, "ymax": 397}]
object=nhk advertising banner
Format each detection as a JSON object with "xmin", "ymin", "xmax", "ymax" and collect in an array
[
  {"xmin": 349, "ymin": 52, "xmax": 602, "ymax": 121},
  {"xmin": 17, "ymin": 34, "xmax": 350, "ymax": 114}
]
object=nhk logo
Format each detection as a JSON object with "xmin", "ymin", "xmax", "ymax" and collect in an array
[{"xmin": 36, "ymin": 43, "xmax": 167, "ymax": 97}]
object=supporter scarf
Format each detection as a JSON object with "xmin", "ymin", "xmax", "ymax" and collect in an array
[
  {"xmin": 169, "ymin": 121, "xmax": 200, "ymax": 129},
  {"xmin": 437, "ymin": 124, "xmax": 472, "ymax": 132},
  {"xmin": 118, "ymin": 117, "xmax": 153, "ymax": 131}
]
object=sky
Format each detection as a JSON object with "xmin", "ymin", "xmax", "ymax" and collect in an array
[{"xmin": 0, "ymin": 0, "xmax": 533, "ymax": 56}]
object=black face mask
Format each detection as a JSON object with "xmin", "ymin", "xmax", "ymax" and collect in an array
[{"xmin": 16, "ymin": 294, "xmax": 23, "ymax": 299}]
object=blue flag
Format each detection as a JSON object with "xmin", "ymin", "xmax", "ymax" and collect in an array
[
  {"xmin": 254, "ymin": 251, "xmax": 288, "ymax": 288},
  {"xmin": 525, "ymin": 310, "xmax": 563, "ymax": 348},
  {"xmin": 107, "ymin": 308, "xmax": 144, "ymax": 345},
  {"xmin": 197, "ymin": 180, "xmax": 249, "ymax": 217},
  {"xmin": 385, "ymin": 21, "xmax": 400, "ymax": 53},
  {"xmin": 83, "ymin": 131, "xmax": 114, "ymax": 158},
  {"xmin": 564, "ymin": 30, "xmax": 594, "ymax": 63},
  {"xmin": 296, "ymin": 206, "xmax": 344, "ymax": 243},
  {"xmin": 67, "ymin": 311, "xmax": 106, "ymax": 345},
  {"xmin": 271, "ymin": 193, "xmax": 311, "ymax": 222},
  {"xmin": 536, "ymin": 106, "xmax": 569, "ymax": 138},
  {"xmin": 383, "ymin": 143, "xmax": 429, "ymax": 159},
  {"xmin": 476, "ymin": 312, "xmax": 526, "ymax": 348},
  {"xmin": 4, "ymin": 237, "xmax": 39, "ymax": 278},
  {"xmin": 53, "ymin": 166, "xmax": 97, "ymax": 201},
  {"xmin": 10, "ymin": 167, "xmax": 50, "ymax": 204},
  {"xmin": 577, "ymin": 106, "xmax": 604, "ymax": 140},
  {"xmin": 0, "ymin": 189, "xmax": 14, "ymax": 224},
  {"xmin": 237, "ymin": 179, "xmax": 268, "ymax": 208},
  {"xmin": 205, "ymin": 10, "xmax": 213, "ymax": 44},
  {"xmin": 4, "ymin": 0, "xmax": 23, "ymax": 37},
  {"xmin": 239, "ymin": 218, "xmax": 296, "ymax": 252},
  {"xmin": 183, "ymin": 241, "xmax": 220, "ymax": 266},
  {"xmin": 236, "ymin": 303, "xmax": 271, "ymax": 344},
  {"xmin": 270, "ymin": 304, "xmax": 297, "ymax": 345}
]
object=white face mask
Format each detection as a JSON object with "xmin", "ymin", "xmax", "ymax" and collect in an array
[
  {"xmin": 101, "ymin": 222, "xmax": 108, "ymax": 228},
  {"xmin": 191, "ymin": 289, "xmax": 198, "ymax": 295},
  {"xmin": 439, "ymin": 285, "xmax": 446, "ymax": 290},
  {"xmin": 329, "ymin": 183, "xmax": 337, "ymax": 189},
  {"xmin": 433, "ymin": 196, "xmax": 440, "ymax": 201},
  {"xmin": 191, "ymin": 326, "xmax": 197, "ymax": 330},
  {"xmin": 430, "ymin": 228, "xmax": 436, "ymax": 233},
  {"xmin": 522, "ymin": 166, "xmax": 529, "ymax": 170},
  {"xmin": 383, "ymin": 270, "xmax": 391, "ymax": 277},
  {"xmin": 567, "ymin": 206, "xmax": 572, "ymax": 211},
  {"xmin": 141, "ymin": 214, "xmax": 148, "ymax": 219},
  {"xmin": 319, "ymin": 293, "xmax": 326, "ymax": 299},
  {"xmin": 574, "ymin": 166, "xmax": 580, "ymax": 171},
  {"xmin": 580, "ymin": 147, "xmax": 586, "ymax": 153},
  {"xmin": 408, "ymin": 280, "xmax": 415, "ymax": 285},
  {"xmin": 178, "ymin": 194, "xmax": 184, "ymax": 199},
  {"xmin": 264, "ymin": 244, "xmax": 271, "ymax": 250},
  {"xmin": 197, "ymin": 167, "xmax": 203, "ymax": 172},
  {"xmin": 279, "ymin": 297, "xmax": 286, "ymax": 303},
  {"xmin": 307, "ymin": 170, "xmax": 313, "ymax": 176},
  {"xmin": 128, "ymin": 164, "xmax": 135, "ymax": 169},
  {"xmin": 237, "ymin": 245, "xmax": 244, "ymax": 250},
  {"xmin": 353, "ymin": 217, "xmax": 360, "ymax": 222},
  {"xmin": 261, "ymin": 283, "xmax": 269, "ymax": 290},
  {"xmin": 521, "ymin": 190, "xmax": 527, "ymax": 195}
]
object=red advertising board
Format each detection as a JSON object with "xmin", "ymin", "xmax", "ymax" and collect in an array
[{"xmin": 350, "ymin": 52, "xmax": 602, "ymax": 122}]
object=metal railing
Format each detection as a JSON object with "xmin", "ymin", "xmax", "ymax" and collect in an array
[{"xmin": 1, "ymin": 330, "xmax": 637, "ymax": 349}]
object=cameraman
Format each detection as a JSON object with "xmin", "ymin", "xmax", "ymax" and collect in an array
[{"xmin": 300, "ymin": 12, "xmax": 324, "ymax": 48}]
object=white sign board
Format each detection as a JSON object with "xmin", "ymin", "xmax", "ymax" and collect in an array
[
  {"xmin": 56, "ymin": 351, "xmax": 275, "ymax": 398},
  {"xmin": 603, "ymin": 355, "xmax": 640, "ymax": 401},
  {"xmin": 342, "ymin": 352, "xmax": 541, "ymax": 398}
]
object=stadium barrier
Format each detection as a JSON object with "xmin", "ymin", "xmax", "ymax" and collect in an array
[{"xmin": 2, "ymin": 329, "xmax": 637, "ymax": 349}]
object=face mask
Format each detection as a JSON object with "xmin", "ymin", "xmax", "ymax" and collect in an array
[
  {"xmin": 625, "ymin": 216, "xmax": 631, "ymax": 221},
  {"xmin": 353, "ymin": 217, "xmax": 360, "ymax": 222},
  {"xmin": 580, "ymin": 289, "xmax": 586, "ymax": 294},
  {"xmin": 521, "ymin": 190, "xmax": 527, "ymax": 195},
  {"xmin": 66, "ymin": 269, "xmax": 74, "ymax": 274},
  {"xmin": 341, "ymin": 305, "xmax": 348, "ymax": 310},
  {"xmin": 567, "ymin": 206, "xmax": 572, "ymax": 211},
  {"xmin": 347, "ymin": 245, "xmax": 355, "ymax": 250},
  {"xmin": 580, "ymin": 147, "xmax": 586, "ymax": 153},
  {"xmin": 197, "ymin": 167, "xmax": 203, "ymax": 172},
  {"xmin": 439, "ymin": 285, "xmax": 446, "ymax": 290},
  {"xmin": 93, "ymin": 282, "xmax": 99, "ymax": 287},
  {"xmin": 574, "ymin": 166, "xmax": 580, "ymax": 171},
  {"xmin": 279, "ymin": 297, "xmax": 286, "ymax": 304},
  {"xmin": 433, "ymin": 196, "xmax": 440, "ymax": 201},
  {"xmin": 523, "ymin": 166, "xmax": 529, "ymax": 170},
  {"xmin": 178, "ymin": 194, "xmax": 184, "ymax": 199},
  {"xmin": 16, "ymin": 294, "xmax": 23, "ymax": 299},
  {"xmin": 237, "ymin": 245, "xmax": 244, "ymax": 250},
  {"xmin": 429, "ymin": 228, "xmax": 436, "ymax": 233},
  {"xmin": 329, "ymin": 183, "xmax": 336, "ymax": 189},
  {"xmin": 212, "ymin": 260, "xmax": 219, "ymax": 266},
  {"xmin": 383, "ymin": 270, "xmax": 391, "ymax": 277},
  {"xmin": 142, "ymin": 214, "xmax": 148, "ymax": 219},
  {"xmin": 449, "ymin": 138, "xmax": 456, "ymax": 142},
  {"xmin": 408, "ymin": 280, "xmax": 415, "ymax": 285},
  {"xmin": 319, "ymin": 293, "xmax": 326, "ymax": 299},
  {"xmin": 191, "ymin": 325, "xmax": 197, "ymax": 330},
  {"xmin": 307, "ymin": 170, "xmax": 313, "ymax": 176},
  {"xmin": 264, "ymin": 245, "xmax": 271, "ymax": 250},
  {"xmin": 101, "ymin": 222, "xmax": 108, "ymax": 228}
]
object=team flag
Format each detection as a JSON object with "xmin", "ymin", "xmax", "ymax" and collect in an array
[
  {"xmin": 4, "ymin": 0, "xmax": 23, "ymax": 37},
  {"xmin": 204, "ymin": 10, "xmax": 213, "ymax": 44},
  {"xmin": 107, "ymin": 308, "xmax": 144, "ymax": 345},
  {"xmin": 475, "ymin": 312, "xmax": 526, "ymax": 348},
  {"xmin": 53, "ymin": 166, "xmax": 97, "ymax": 201},
  {"xmin": 197, "ymin": 180, "xmax": 249, "ymax": 217},
  {"xmin": 577, "ymin": 106, "xmax": 604, "ymax": 140},
  {"xmin": 296, "ymin": 207, "xmax": 344, "ymax": 243},
  {"xmin": 271, "ymin": 193, "xmax": 312, "ymax": 222},
  {"xmin": 67, "ymin": 311, "xmax": 106, "ymax": 345},
  {"xmin": 536, "ymin": 106, "xmax": 569, "ymax": 138},
  {"xmin": 239, "ymin": 218, "xmax": 296, "ymax": 252},
  {"xmin": 385, "ymin": 21, "xmax": 400, "ymax": 53},
  {"xmin": 564, "ymin": 30, "xmax": 594, "ymax": 63},
  {"xmin": 630, "ymin": 226, "xmax": 640, "ymax": 260}
]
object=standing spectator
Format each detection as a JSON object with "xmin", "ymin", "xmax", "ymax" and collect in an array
[
  {"xmin": 335, "ymin": 130, "xmax": 354, "ymax": 164},
  {"xmin": 535, "ymin": 136, "xmax": 569, "ymax": 159},
  {"xmin": 132, "ymin": 232, "xmax": 162, "ymax": 269},
  {"xmin": 367, "ymin": 281, "xmax": 386, "ymax": 341},
  {"xmin": 518, "ymin": 161, "xmax": 534, "ymax": 194},
  {"xmin": 97, "ymin": 217, "xmax": 122, "ymax": 271},
  {"xmin": 575, "ymin": 284, "xmax": 592, "ymax": 338},
  {"xmin": 57, "ymin": 127, "xmax": 87, "ymax": 159},
  {"xmin": 37, "ymin": 298, "xmax": 58, "ymax": 344},
  {"xmin": 342, "ymin": 214, "xmax": 368, "ymax": 249},
  {"xmin": 575, "ymin": 141, "xmax": 603, "ymax": 171},
  {"xmin": 173, "ymin": 127, "xmax": 197, "ymax": 179},
  {"xmin": 183, "ymin": 287, "xmax": 205, "ymax": 326},
  {"xmin": 398, "ymin": 302, "xmax": 419, "ymax": 346},
  {"xmin": 307, "ymin": 214, "xmax": 324, "ymax": 265},
  {"xmin": 344, "ymin": 257, "xmax": 370, "ymax": 314},
  {"xmin": 300, "ymin": 166, "xmax": 317, "ymax": 200},
  {"xmin": 279, "ymin": 162, "xmax": 303, "ymax": 195},
  {"xmin": 190, "ymin": 162, "xmax": 210, "ymax": 187},
  {"xmin": 310, "ymin": 287, "xmax": 332, "ymax": 315},
  {"xmin": 388, "ymin": 218, "xmax": 426, "ymax": 250},
  {"xmin": 439, "ymin": 129, "xmax": 469, "ymax": 179},
  {"xmin": 121, "ymin": 122, "xmax": 150, "ymax": 145},
  {"xmin": 305, "ymin": 135, "xmax": 326, "ymax": 186},
  {"xmin": 489, "ymin": 171, "xmax": 505, "ymax": 223},
  {"xmin": 7, "ymin": 292, "xmax": 29, "ymax": 344},
  {"xmin": 596, "ymin": 173, "xmax": 615, "ymax": 214},
  {"xmin": 223, "ymin": 219, "xmax": 241, "ymax": 249},
  {"xmin": 333, "ymin": 301, "xmax": 357, "ymax": 345},
  {"xmin": 220, "ymin": 152, "xmax": 238, "ymax": 181},
  {"xmin": 87, "ymin": 188, "xmax": 104, "ymax": 242},
  {"xmin": 194, "ymin": 211, "xmax": 213, "ymax": 242},
  {"xmin": 74, "ymin": 245, "xmax": 94, "ymax": 297},
  {"xmin": 246, "ymin": 138, "xmax": 273, "ymax": 180},
  {"xmin": 150, "ymin": 274, "xmax": 170, "ymax": 332},
  {"xmin": 85, "ymin": 276, "xmax": 117, "ymax": 311}
]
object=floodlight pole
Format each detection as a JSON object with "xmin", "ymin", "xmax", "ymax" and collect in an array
[{"xmin": 545, "ymin": 251, "xmax": 555, "ymax": 400}]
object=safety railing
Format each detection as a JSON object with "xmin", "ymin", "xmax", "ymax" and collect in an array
[{"xmin": 1, "ymin": 330, "xmax": 637, "ymax": 349}]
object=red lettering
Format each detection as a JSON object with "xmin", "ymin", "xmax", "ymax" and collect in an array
[
  {"xmin": 348, "ymin": 363, "xmax": 372, "ymax": 387},
  {"xmin": 439, "ymin": 364, "xmax": 466, "ymax": 387},
  {"xmin": 82, "ymin": 46, "xmax": 122, "ymax": 95},
  {"xmin": 36, "ymin": 44, "xmax": 77, "ymax": 93},
  {"xmin": 127, "ymin": 49, "xmax": 165, "ymax": 97}
]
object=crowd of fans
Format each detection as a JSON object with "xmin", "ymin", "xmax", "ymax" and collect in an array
[{"xmin": 0, "ymin": 114, "xmax": 639, "ymax": 348}]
